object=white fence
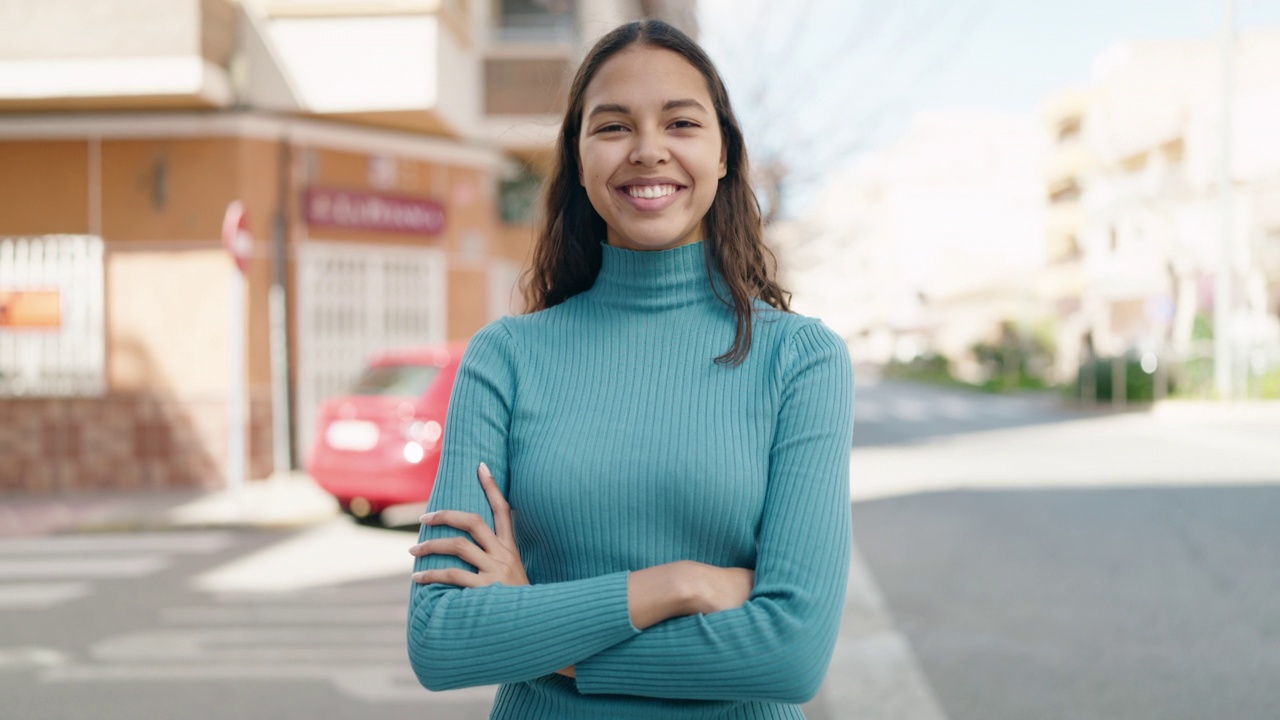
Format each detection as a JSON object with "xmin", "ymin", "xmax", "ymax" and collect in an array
[
  {"xmin": 295, "ymin": 240, "xmax": 447, "ymax": 457},
  {"xmin": 0, "ymin": 235, "xmax": 105, "ymax": 396}
]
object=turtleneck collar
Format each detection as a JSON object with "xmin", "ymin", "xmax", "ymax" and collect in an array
[{"xmin": 586, "ymin": 241, "xmax": 727, "ymax": 311}]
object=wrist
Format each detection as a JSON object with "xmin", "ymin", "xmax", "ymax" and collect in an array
[{"xmin": 669, "ymin": 560, "xmax": 707, "ymax": 615}]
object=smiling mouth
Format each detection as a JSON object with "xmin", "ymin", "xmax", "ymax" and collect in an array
[{"xmin": 623, "ymin": 184, "xmax": 682, "ymax": 199}]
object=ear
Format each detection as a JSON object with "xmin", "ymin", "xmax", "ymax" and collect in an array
[{"xmin": 718, "ymin": 144, "xmax": 728, "ymax": 179}]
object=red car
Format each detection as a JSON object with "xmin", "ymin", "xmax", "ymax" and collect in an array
[{"xmin": 307, "ymin": 342, "xmax": 468, "ymax": 524}]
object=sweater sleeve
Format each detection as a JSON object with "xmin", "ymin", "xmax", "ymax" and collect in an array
[
  {"xmin": 573, "ymin": 320, "xmax": 855, "ymax": 703},
  {"xmin": 406, "ymin": 320, "xmax": 640, "ymax": 692}
]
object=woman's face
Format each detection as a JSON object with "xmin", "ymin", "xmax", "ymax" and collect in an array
[{"xmin": 578, "ymin": 45, "xmax": 727, "ymax": 252}]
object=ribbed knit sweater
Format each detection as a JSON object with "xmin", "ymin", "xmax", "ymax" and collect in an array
[{"xmin": 407, "ymin": 240, "xmax": 854, "ymax": 719}]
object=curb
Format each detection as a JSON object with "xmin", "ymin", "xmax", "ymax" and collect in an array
[{"xmin": 1150, "ymin": 399, "xmax": 1280, "ymax": 423}]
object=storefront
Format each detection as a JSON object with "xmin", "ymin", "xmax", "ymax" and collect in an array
[{"xmin": 0, "ymin": 112, "xmax": 524, "ymax": 493}]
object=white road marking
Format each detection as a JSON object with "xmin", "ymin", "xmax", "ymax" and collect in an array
[
  {"xmin": 0, "ymin": 556, "xmax": 169, "ymax": 579},
  {"xmin": 161, "ymin": 604, "xmax": 405, "ymax": 625},
  {"xmin": 190, "ymin": 518, "xmax": 416, "ymax": 594},
  {"xmin": 42, "ymin": 663, "xmax": 495, "ymax": 704},
  {"xmin": 0, "ymin": 647, "xmax": 69, "ymax": 669},
  {"xmin": 0, "ymin": 582, "xmax": 90, "ymax": 609},
  {"xmin": 0, "ymin": 532, "xmax": 233, "ymax": 555}
]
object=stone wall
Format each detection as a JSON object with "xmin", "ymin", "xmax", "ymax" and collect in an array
[{"xmin": 0, "ymin": 395, "xmax": 272, "ymax": 494}]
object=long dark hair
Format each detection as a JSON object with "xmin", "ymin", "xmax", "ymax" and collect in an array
[{"xmin": 522, "ymin": 19, "xmax": 791, "ymax": 365}]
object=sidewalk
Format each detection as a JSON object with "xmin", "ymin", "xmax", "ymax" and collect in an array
[
  {"xmin": 851, "ymin": 398, "xmax": 1280, "ymax": 502},
  {"xmin": 0, "ymin": 472, "xmax": 341, "ymax": 537}
]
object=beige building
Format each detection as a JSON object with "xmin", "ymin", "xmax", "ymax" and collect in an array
[
  {"xmin": 1041, "ymin": 29, "xmax": 1280, "ymax": 386},
  {"xmin": 785, "ymin": 110, "xmax": 1048, "ymax": 381},
  {"xmin": 0, "ymin": 0, "xmax": 694, "ymax": 493}
]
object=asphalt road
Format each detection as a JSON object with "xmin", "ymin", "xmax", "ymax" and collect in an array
[
  {"xmin": 1, "ymin": 378, "xmax": 1277, "ymax": 720},
  {"xmin": 840, "ymin": 375, "xmax": 1280, "ymax": 720}
]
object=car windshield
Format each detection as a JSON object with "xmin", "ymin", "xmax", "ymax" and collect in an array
[{"xmin": 349, "ymin": 364, "xmax": 441, "ymax": 398}]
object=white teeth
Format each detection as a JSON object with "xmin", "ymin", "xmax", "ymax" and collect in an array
[{"xmin": 625, "ymin": 184, "xmax": 678, "ymax": 199}]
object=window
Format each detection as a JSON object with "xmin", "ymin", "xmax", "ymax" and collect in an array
[
  {"xmin": 496, "ymin": 0, "xmax": 576, "ymax": 41},
  {"xmin": 350, "ymin": 364, "xmax": 442, "ymax": 398}
]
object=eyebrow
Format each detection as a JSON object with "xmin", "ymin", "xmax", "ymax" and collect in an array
[{"xmin": 586, "ymin": 98, "xmax": 710, "ymax": 118}]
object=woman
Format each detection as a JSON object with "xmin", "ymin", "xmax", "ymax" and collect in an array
[{"xmin": 407, "ymin": 19, "xmax": 853, "ymax": 719}]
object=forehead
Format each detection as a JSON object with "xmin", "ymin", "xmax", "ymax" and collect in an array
[{"xmin": 583, "ymin": 45, "xmax": 712, "ymax": 109}]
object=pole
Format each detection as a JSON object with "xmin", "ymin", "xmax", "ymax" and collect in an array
[
  {"xmin": 228, "ymin": 264, "xmax": 246, "ymax": 493},
  {"xmin": 1214, "ymin": 0, "xmax": 1236, "ymax": 400},
  {"xmin": 270, "ymin": 136, "xmax": 294, "ymax": 477}
]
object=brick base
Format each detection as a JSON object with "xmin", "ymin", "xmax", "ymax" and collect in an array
[{"xmin": 0, "ymin": 394, "xmax": 274, "ymax": 494}]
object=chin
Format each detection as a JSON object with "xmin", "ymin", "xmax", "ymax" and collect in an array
[{"xmin": 610, "ymin": 228, "xmax": 701, "ymax": 252}]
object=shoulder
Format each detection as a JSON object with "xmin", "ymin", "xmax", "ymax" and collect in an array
[
  {"xmin": 767, "ymin": 313, "xmax": 851, "ymax": 381},
  {"xmin": 459, "ymin": 318, "xmax": 519, "ymax": 371},
  {"xmin": 466, "ymin": 303, "xmax": 581, "ymax": 359}
]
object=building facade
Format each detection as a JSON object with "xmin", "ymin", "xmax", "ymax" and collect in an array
[
  {"xmin": 1042, "ymin": 30, "xmax": 1280, "ymax": 391},
  {"xmin": 0, "ymin": 0, "xmax": 691, "ymax": 493}
]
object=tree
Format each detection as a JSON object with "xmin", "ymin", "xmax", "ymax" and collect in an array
[{"xmin": 699, "ymin": 0, "xmax": 989, "ymax": 224}]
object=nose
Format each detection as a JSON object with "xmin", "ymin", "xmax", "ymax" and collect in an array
[{"xmin": 629, "ymin": 129, "xmax": 668, "ymax": 167}]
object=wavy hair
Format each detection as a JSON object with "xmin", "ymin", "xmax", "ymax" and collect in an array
[{"xmin": 522, "ymin": 19, "xmax": 790, "ymax": 365}]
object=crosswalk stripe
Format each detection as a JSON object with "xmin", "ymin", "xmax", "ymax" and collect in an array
[
  {"xmin": 161, "ymin": 604, "xmax": 405, "ymax": 625},
  {"xmin": 0, "ymin": 557, "xmax": 169, "ymax": 579},
  {"xmin": 0, "ymin": 582, "xmax": 90, "ymax": 609},
  {"xmin": 0, "ymin": 532, "xmax": 233, "ymax": 556},
  {"xmin": 0, "ymin": 647, "xmax": 69, "ymax": 669},
  {"xmin": 42, "ymin": 663, "xmax": 497, "ymax": 704}
]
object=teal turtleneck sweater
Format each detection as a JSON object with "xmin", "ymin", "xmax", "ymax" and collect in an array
[{"xmin": 407, "ymin": 241, "xmax": 854, "ymax": 719}]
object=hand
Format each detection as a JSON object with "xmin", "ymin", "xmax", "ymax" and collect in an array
[{"xmin": 409, "ymin": 462, "xmax": 530, "ymax": 588}]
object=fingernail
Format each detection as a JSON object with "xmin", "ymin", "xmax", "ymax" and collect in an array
[
  {"xmin": 420, "ymin": 512, "xmax": 436, "ymax": 523},
  {"xmin": 479, "ymin": 462, "xmax": 491, "ymax": 478}
]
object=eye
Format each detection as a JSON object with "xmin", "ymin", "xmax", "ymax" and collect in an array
[
  {"xmin": 595, "ymin": 123, "xmax": 628, "ymax": 134},
  {"xmin": 670, "ymin": 119, "xmax": 700, "ymax": 130}
]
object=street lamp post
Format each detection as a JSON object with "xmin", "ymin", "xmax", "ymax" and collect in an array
[{"xmin": 1214, "ymin": 0, "xmax": 1236, "ymax": 400}]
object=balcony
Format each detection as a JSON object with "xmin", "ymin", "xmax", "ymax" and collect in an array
[
  {"xmin": 0, "ymin": 0, "xmax": 238, "ymax": 110},
  {"xmin": 257, "ymin": 0, "xmax": 479, "ymax": 136}
]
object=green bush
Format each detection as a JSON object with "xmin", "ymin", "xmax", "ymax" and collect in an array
[
  {"xmin": 1256, "ymin": 366, "xmax": 1280, "ymax": 399},
  {"xmin": 971, "ymin": 321, "xmax": 1055, "ymax": 392},
  {"xmin": 1075, "ymin": 356, "xmax": 1175, "ymax": 402},
  {"xmin": 883, "ymin": 352, "xmax": 951, "ymax": 383}
]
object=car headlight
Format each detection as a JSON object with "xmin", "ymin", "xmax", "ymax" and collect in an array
[{"xmin": 403, "ymin": 441, "xmax": 425, "ymax": 464}]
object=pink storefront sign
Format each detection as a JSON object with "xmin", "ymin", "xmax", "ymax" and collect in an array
[{"xmin": 303, "ymin": 187, "xmax": 447, "ymax": 236}]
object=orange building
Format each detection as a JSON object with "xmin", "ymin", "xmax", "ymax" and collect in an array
[{"xmin": 0, "ymin": 0, "xmax": 696, "ymax": 493}]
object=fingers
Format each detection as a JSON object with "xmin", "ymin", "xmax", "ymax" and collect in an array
[
  {"xmin": 408, "ymin": 537, "xmax": 490, "ymax": 569},
  {"xmin": 478, "ymin": 462, "xmax": 515, "ymax": 544},
  {"xmin": 412, "ymin": 567, "xmax": 483, "ymax": 587},
  {"xmin": 420, "ymin": 510, "xmax": 502, "ymax": 554}
]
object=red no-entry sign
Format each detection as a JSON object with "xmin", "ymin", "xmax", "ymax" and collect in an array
[{"xmin": 221, "ymin": 200, "xmax": 252, "ymax": 275}]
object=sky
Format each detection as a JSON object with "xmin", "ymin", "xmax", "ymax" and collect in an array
[
  {"xmin": 922, "ymin": 0, "xmax": 1280, "ymax": 112},
  {"xmin": 696, "ymin": 0, "xmax": 1280, "ymax": 213}
]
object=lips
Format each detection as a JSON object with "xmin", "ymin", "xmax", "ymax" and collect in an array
[{"xmin": 616, "ymin": 179, "xmax": 687, "ymax": 211}]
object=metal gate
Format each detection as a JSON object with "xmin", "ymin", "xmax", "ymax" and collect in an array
[
  {"xmin": 0, "ymin": 235, "xmax": 105, "ymax": 396},
  {"xmin": 295, "ymin": 241, "xmax": 447, "ymax": 457}
]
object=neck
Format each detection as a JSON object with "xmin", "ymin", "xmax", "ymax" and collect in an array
[{"xmin": 586, "ymin": 241, "xmax": 726, "ymax": 311}]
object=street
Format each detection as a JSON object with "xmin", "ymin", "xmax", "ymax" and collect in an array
[{"xmin": 2, "ymin": 377, "xmax": 1279, "ymax": 719}]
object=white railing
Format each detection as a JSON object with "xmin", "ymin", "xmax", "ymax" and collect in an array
[
  {"xmin": 0, "ymin": 235, "xmax": 105, "ymax": 396},
  {"xmin": 295, "ymin": 240, "xmax": 447, "ymax": 457}
]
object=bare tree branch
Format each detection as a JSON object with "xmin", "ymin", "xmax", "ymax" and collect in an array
[{"xmin": 703, "ymin": 0, "xmax": 991, "ymax": 229}]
